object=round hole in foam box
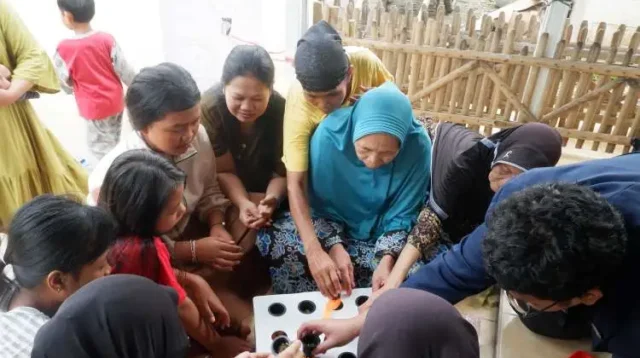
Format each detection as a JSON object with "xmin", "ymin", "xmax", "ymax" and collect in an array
[
  {"xmin": 271, "ymin": 335, "xmax": 291, "ymax": 354},
  {"xmin": 297, "ymin": 300, "xmax": 316, "ymax": 314},
  {"xmin": 338, "ymin": 353, "xmax": 357, "ymax": 358},
  {"xmin": 268, "ymin": 302, "xmax": 286, "ymax": 317},
  {"xmin": 355, "ymin": 295, "xmax": 369, "ymax": 307}
]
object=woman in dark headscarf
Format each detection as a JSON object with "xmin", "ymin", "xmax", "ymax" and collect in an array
[
  {"xmin": 299, "ymin": 288, "xmax": 479, "ymax": 358},
  {"xmin": 31, "ymin": 275, "xmax": 189, "ymax": 358},
  {"xmin": 383, "ymin": 122, "xmax": 562, "ymax": 290}
]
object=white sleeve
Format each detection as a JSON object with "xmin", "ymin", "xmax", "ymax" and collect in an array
[
  {"xmin": 110, "ymin": 41, "xmax": 137, "ymax": 87},
  {"xmin": 52, "ymin": 51, "xmax": 73, "ymax": 94}
]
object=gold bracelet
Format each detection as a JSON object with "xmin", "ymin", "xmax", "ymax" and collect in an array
[{"xmin": 190, "ymin": 240, "xmax": 197, "ymax": 264}]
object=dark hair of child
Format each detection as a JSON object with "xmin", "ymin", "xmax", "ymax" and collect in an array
[
  {"xmin": 0, "ymin": 195, "xmax": 117, "ymax": 310},
  {"xmin": 97, "ymin": 149, "xmax": 186, "ymax": 280},
  {"xmin": 57, "ymin": 0, "xmax": 96, "ymax": 23},
  {"xmin": 125, "ymin": 63, "xmax": 201, "ymax": 131}
]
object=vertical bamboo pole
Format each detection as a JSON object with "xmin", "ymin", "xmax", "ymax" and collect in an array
[
  {"xmin": 489, "ymin": 28, "xmax": 516, "ymax": 120},
  {"xmin": 328, "ymin": 6, "xmax": 340, "ymax": 28},
  {"xmin": 599, "ymin": 33, "xmax": 640, "ymax": 151},
  {"xmin": 576, "ymin": 29, "xmax": 620, "ymax": 149},
  {"xmin": 417, "ymin": 3, "xmax": 430, "ymax": 82},
  {"xmin": 563, "ymin": 42, "xmax": 602, "ymax": 146},
  {"xmin": 313, "ymin": 1, "xmax": 324, "ymax": 24},
  {"xmin": 322, "ymin": 1, "xmax": 330, "ymax": 22},
  {"xmin": 430, "ymin": 5, "xmax": 447, "ymax": 105},
  {"xmin": 433, "ymin": 24, "xmax": 451, "ymax": 112},
  {"xmin": 408, "ymin": 20, "xmax": 426, "ymax": 97},
  {"xmin": 464, "ymin": 19, "xmax": 490, "ymax": 131},
  {"xmin": 419, "ymin": 10, "xmax": 442, "ymax": 110},
  {"xmin": 537, "ymin": 39, "xmax": 567, "ymax": 120},
  {"xmin": 444, "ymin": 6, "xmax": 461, "ymax": 107},
  {"xmin": 381, "ymin": 19, "xmax": 394, "ymax": 69},
  {"xmin": 552, "ymin": 26, "xmax": 588, "ymax": 128},
  {"xmin": 606, "ymin": 78, "xmax": 638, "ymax": 153},
  {"xmin": 624, "ymin": 105, "xmax": 640, "ymax": 153},
  {"xmin": 394, "ymin": 24, "xmax": 409, "ymax": 87},
  {"xmin": 503, "ymin": 46, "xmax": 529, "ymax": 120},
  {"xmin": 517, "ymin": 33, "xmax": 549, "ymax": 122},
  {"xmin": 475, "ymin": 26, "xmax": 502, "ymax": 135},
  {"xmin": 591, "ymin": 30, "xmax": 636, "ymax": 150}
]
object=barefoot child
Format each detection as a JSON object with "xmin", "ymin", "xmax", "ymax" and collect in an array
[
  {"xmin": 98, "ymin": 149, "xmax": 253, "ymax": 357},
  {"xmin": 54, "ymin": 0, "xmax": 136, "ymax": 163}
]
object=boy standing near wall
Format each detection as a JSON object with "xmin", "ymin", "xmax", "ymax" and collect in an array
[{"xmin": 54, "ymin": 0, "xmax": 136, "ymax": 162}]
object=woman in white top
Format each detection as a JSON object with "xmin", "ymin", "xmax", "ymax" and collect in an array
[
  {"xmin": 0, "ymin": 195, "xmax": 116, "ymax": 357},
  {"xmin": 89, "ymin": 63, "xmax": 245, "ymax": 271}
]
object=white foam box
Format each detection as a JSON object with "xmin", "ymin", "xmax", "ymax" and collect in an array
[{"xmin": 253, "ymin": 288, "xmax": 373, "ymax": 358}]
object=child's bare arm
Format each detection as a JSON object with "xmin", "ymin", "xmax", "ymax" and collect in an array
[
  {"xmin": 178, "ymin": 297, "xmax": 220, "ymax": 352},
  {"xmin": 111, "ymin": 41, "xmax": 136, "ymax": 86}
]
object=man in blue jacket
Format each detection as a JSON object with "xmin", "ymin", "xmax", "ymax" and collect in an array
[{"xmin": 299, "ymin": 153, "xmax": 640, "ymax": 358}]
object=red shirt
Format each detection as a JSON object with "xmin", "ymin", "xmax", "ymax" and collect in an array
[
  {"xmin": 108, "ymin": 237, "xmax": 187, "ymax": 304},
  {"xmin": 56, "ymin": 32, "xmax": 124, "ymax": 120}
]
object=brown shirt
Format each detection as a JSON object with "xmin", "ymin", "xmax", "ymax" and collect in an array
[{"xmin": 201, "ymin": 84, "xmax": 286, "ymax": 193}]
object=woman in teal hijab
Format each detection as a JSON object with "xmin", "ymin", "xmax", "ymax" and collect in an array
[{"xmin": 257, "ymin": 82, "xmax": 431, "ymax": 295}]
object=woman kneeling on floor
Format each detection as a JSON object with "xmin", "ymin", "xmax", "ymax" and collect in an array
[
  {"xmin": 200, "ymin": 44, "xmax": 287, "ymax": 250},
  {"xmin": 258, "ymin": 82, "xmax": 431, "ymax": 296}
]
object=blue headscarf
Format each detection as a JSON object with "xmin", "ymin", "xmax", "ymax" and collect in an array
[{"xmin": 308, "ymin": 82, "xmax": 431, "ymax": 241}]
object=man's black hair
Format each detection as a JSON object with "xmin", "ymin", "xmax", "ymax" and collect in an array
[{"xmin": 482, "ymin": 183, "xmax": 627, "ymax": 301}]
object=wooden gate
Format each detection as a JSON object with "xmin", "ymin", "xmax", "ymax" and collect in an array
[{"xmin": 313, "ymin": 0, "xmax": 640, "ymax": 153}]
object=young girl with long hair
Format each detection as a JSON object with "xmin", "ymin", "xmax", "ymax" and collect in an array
[{"xmin": 98, "ymin": 149, "xmax": 251, "ymax": 357}]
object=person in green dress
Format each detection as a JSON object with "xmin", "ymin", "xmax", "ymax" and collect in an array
[{"xmin": 0, "ymin": 0, "xmax": 88, "ymax": 228}]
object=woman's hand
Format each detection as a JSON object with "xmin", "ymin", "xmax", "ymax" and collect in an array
[
  {"xmin": 257, "ymin": 195, "xmax": 279, "ymax": 225},
  {"xmin": 183, "ymin": 272, "xmax": 231, "ymax": 328},
  {"xmin": 307, "ymin": 244, "xmax": 342, "ymax": 298},
  {"xmin": 234, "ymin": 340, "xmax": 304, "ymax": 358},
  {"xmin": 196, "ymin": 236, "xmax": 243, "ymax": 271},
  {"xmin": 358, "ymin": 285, "xmax": 388, "ymax": 314},
  {"xmin": 372, "ymin": 255, "xmax": 395, "ymax": 292},
  {"xmin": 329, "ymin": 244, "xmax": 355, "ymax": 296},
  {"xmin": 239, "ymin": 200, "xmax": 265, "ymax": 229},
  {"xmin": 298, "ymin": 318, "xmax": 361, "ymax": 356}
]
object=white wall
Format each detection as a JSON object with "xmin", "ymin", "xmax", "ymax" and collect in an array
[
  {"xmin": 6, "ymin": 0, "xmax": 300, "ymax": 163},
  {"xmin": 7, "ymin": 0, "xmax": 164, "ymax": 69},
  {"xmin": 570, "ymin": 0, "xmax": 640, "ymax": 44},
  {"xmin": 571, "ymin": 0, "xmax": 640, "ymax": 28},
  {"xmin": 157, "ymin": 0, "xmax": 297, "ymax": 91}
]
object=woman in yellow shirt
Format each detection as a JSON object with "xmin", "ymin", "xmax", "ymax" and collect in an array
[{"xmin": 278, "ymin": 20, "xmax": 393, "ymax": 297}]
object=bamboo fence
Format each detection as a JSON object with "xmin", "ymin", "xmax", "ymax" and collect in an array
[{"xmin": 315, "ymin": 0, "xmax": 640, "ymax": 153}]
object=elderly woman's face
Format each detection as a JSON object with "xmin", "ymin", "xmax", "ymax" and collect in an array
[
  {"xmin": 355, "ymin": 133, "xmax": 400, "ymax": 169},
  {"xmin": 488, "ymin": 163, "xmax": 523, "ymax": 192},
  {"xmin": 141, "ymin": 104, "xmax": 201, "ymax": 157}
]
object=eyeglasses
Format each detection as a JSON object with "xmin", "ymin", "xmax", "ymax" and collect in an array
[{"xmin": 506, "ymin": 291, "xmax": 561, "ymax": 319}]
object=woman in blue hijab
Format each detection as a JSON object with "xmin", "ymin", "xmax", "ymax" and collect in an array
[{"xmin": 257, "ymin": 82, "xmax": 431, "ymax": 295}]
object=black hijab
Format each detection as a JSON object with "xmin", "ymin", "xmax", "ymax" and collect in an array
[
  {"xmin": 429, "ymin": 122, "xmax": 562, "ymax": 243},
  {"xmin": 31, "ymin": 274, "xmax": 189, "ymax": 358}
]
